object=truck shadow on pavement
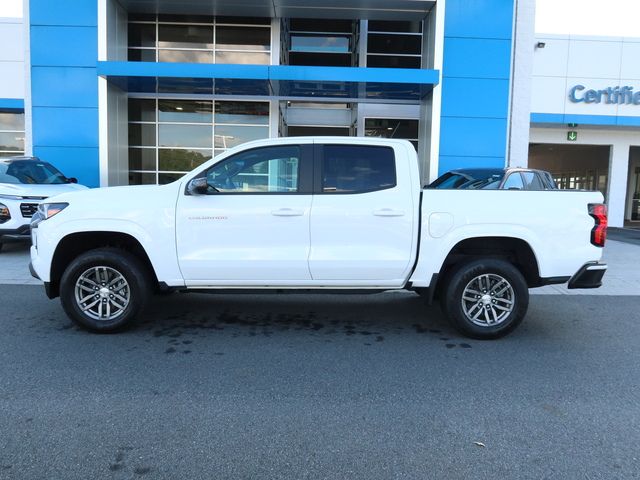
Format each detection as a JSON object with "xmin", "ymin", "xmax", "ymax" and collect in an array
[{"xmin": 130, "ymin": 291, "xmax": 472, "ymax": 350}]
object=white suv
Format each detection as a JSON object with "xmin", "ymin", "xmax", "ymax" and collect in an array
[{"xmin": 0, "ymin": 156, "xmax": 87, "ymax": 252}]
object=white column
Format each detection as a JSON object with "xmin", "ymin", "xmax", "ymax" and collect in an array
[
  {"xmin": 507, "ymin": 0, "xmax": 536, "ymax": 167},
  {"xmin": 607, "ymin": 142, "xmax": 630, "ymax": 228}
]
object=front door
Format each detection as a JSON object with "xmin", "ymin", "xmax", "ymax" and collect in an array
[{"xmin": 176, "ymin": 144, "xmax": 313, "ymax": 284}]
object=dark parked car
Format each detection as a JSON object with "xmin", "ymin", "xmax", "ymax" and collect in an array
[{"xmin": 427, "ymin": 168, "xmax": 558, "ymax": 191}]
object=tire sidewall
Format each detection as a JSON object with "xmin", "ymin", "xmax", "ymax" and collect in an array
[
  {"xmin": 444, "ymin": 259, "xmax": 529, "ymax": 339},
  {"xmin": 60, "ymin": 248, "xmax": 149, "ymax": 332}
]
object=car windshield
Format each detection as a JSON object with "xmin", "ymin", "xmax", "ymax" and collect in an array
[
  {"xmin": 429, "ymin": 170, "xmax": 504, "ymax": 190},
  {"xmin": 0, "ymin": 160, "xmax": 70, "ymax": 185}
]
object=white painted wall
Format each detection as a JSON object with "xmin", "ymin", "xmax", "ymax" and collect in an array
[
  {"xmin": 532, "ymin": 34, "xmax": 640, "ymax": 119},
  {"xmin": 0, "ymin": 16, "xmax": 25, "ymax": 100}
]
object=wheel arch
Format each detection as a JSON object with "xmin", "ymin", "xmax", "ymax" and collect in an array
[
  {"xmin": 48, "ymin": 231, "xmax": 159, "ymax": 298},
  {"xmin": 440, "ymin": 236, "xmax": 541, "ymax": 286}
]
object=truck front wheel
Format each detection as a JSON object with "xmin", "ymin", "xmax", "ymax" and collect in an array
[
  {"xmin": 441, "ymin": 259, "xmax": 529, "ymax": 339},
  {"xmin": 59, "ymin": 248, "xmax": 151, "ymax": 332}
]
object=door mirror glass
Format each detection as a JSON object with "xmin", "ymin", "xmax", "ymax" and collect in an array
[{"xmin": 187, "ymin": 176, "xmax": 209, "ymax": 195}]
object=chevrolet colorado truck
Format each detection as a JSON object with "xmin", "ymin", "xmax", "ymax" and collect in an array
[{"xmin": 29, "ymin": 137, "xmax": 608, "ymax": 339}]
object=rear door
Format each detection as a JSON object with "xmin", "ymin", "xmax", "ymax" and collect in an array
[{"xmin": 308, "ymin": 142, "xmax": 415, "ymax": 284}]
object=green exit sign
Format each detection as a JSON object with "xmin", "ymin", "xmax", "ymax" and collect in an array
[
  {"xmin": 567, "ymin": 123, "xmax": 578, "ymax": 128},
  {"xmin": 567, "ymin": 131, "xmax": 578, "ymax": 141}
]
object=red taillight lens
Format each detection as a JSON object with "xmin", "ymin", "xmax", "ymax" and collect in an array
[{"xmin": 588, "ymin": 203, "xmax": 607, "ymax": 247}]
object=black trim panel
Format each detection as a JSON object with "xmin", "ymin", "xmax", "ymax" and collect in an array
[{"xmin": 568, "ymin": 262, "xmax": 607, "ymax": 289}]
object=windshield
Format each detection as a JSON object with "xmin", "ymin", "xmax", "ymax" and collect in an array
[
  {"xmin": 0, "ymin": 161, "xmax": 70, "ymax": 185},
  {"xmin": 429, "ymin": 170, "xmax": 504, "ymax": 190}
]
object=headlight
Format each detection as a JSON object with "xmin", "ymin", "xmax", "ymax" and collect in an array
[
  {"xmin": 31, "ymin": 202, "xmax": 68, "ymax": 228},
  {"xmin": 0, "ymin": 202, "xmax": 10, "ymax": 223}
]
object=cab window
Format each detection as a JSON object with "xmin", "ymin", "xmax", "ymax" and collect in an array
[
  {"xmin": 205, "ymin": 146, "xmax": 300, "ymax": 193},
  {"xmin": 321, "ymin": 145, "xmax": 396, "ymax": 193}
]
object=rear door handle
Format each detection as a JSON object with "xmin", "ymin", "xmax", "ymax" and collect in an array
[
  {"xmin": 271, "ymin": 208, "xmax": 304, "ymax": 217},
  {"xmin": 373, "ymin": 208, "xmax": 405, "ymax": 217}
]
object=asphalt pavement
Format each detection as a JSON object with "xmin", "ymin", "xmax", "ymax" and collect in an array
[{"xmin": 0, "ymin": 285, "xmax": 638, "ymax": 479}]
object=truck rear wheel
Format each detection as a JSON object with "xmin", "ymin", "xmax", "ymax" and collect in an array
[
  {"xmin": 441, "ymin": 258, "xmax": 529, "ymax": 339},
  {"xmin": 59, "ymin": 248, "xmax": 151, "ymax": 332}
]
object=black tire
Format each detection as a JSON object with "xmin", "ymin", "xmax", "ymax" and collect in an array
[
  {"xmin": 440, "ymin": 258, "xmax": 529, "ymax": 339},
  {"xmin": 0, "ymin": 242, "xmax": 3, "ymax": 253},
  {"xmin": 59, "ymin": 248, "xmax": 152, "ymax": 332}
]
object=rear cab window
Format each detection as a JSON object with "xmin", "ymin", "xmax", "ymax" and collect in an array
[{"xmin": 320, "ymin": 145, "xmax": 396, "ymax": 194}]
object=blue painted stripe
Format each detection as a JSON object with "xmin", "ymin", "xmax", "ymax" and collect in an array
[
  {"xmin": 0, "ymin": 98, "xmax": 25, "ymax": 110},
  {"xmin": 97, "ymin": 62, "xmax": 440, "ymax": 85},
  {"xmin": 531, "ymin": 112, "xmax": 640, "ymax": 127}
]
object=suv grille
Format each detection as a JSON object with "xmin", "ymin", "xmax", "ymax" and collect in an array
[{"xmin": 20, "ymin": 203, "xmax": 39, "ymax": 218}]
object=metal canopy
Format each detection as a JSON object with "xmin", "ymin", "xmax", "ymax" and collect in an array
[
  {"xmin": 98, "ymin": 62, "xmax": 439, "ymax": 103},
  {"xmin": 117, "ymin": 0, "xmax": 436, "ymax": 20}
]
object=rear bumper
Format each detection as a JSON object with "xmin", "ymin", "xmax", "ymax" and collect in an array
[{"xmin": 568, "ymin": 262, "xmax": 607, "ymax": 289}]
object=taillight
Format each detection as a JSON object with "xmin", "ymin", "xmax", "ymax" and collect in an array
[{"xmin": 588, "ymin": 203, "xmax": 607, "ymax": 247}]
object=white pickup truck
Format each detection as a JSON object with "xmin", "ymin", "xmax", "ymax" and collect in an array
[{"xmin": 29, "ymin": 137, "xmax": 608, "ymax": 339}]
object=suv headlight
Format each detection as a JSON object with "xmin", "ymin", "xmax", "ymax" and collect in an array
[{"xmin": 31, "ymin": 202, "xmax": 68, "ymax": 228}]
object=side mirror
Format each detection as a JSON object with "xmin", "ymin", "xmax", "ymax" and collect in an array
[
  {"xmin": 186, "ymin": 177, "xmax": 209, "ymax": 195},
  {"xmin": 67, "ymin": 177, "xmax": 78, "ymax": 184}
]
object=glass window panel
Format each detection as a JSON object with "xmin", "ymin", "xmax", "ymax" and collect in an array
[
  {"xmin": 128, "ymin": 23, "xmax": 156, "ymax": 47},
  {"xmin": 128, "ymin": 148, "xmax": 156, "ymax": 171},
  {"xmin": 215, "ymin": 51, "xmax": 269, "ymax": 65},
  {"xmin": 367, "ymin": 34, "xmax": 421, "ymax": 55},
  {"xmin": 215, "ymin": 101, "xmax": 269, "ymax": 125},
  {"xmin": 288, "ymin": 51, "xmax": 352, "ymax": 67},
  {"xmin": 159, "ymin": 100, "xmax": 212, "ymax": 123},
  {"xmin": 287, "ymin": 126, "xmax": 350, "ymax": 137},
  {"xmin": 0, "ymin": 113, "xmax": 24, "ymax": 131},
  {"xmin": 128, "ymin": 49, "xmax": 156, "ymax": 62},
  {"xmin": 290, "ymin": 18, "xmax": 353, "ymax": 33},
  {"xmin": 128, "ymin": 99, "xmax": 156, "ymax": 122},
  {"xmin": 0, "ymin": 132, "xmax": 25, "ymax": 151},
  {"xmin": 366, "ymin": 54, "xmax": 421, "ymax": 69},
  {"xmin": 522, "ymin": 171, "xmax": 544, "ymax": 190},
  {"xmin": 291, "ymin": 35, "xmax": 349, "ymax": 53},
  {"xmin": 158, "ymin": 24, "xmax": 213, "ymax": 49},
  {"xmin": 128, "ymin": 171, "xmax": 156, "ymax": 185},
  {"xmin": 216, "ymin": 16, "xmax": 270, "ymax": 25},
  {"xmin": 322, "ymin": 145, "xmax": 396, "ymax": 193},
  {"xmin": 216, "ymin": 26, "xmax": 270, "ymax": 51},
  {"xmin": 365, "ymin": 119, "xmax": 418, "ymax": 139},
  {"xmin": 368, "ymin": 21, "xmax": 422, "ymax": 33},
  {"xmin": 214, "ymin": 125, "xmax": 268, "ymax": 149},
  {"xmin": 129, "ymin": 13, "xmax": 156, "ymax": 22},
  {"xmin": 159, "ymin": 148, "xmax": 212, "ymax": 171},
  {"xmin": 159, "ymin": 172, "xmax": 186, "ymax": 184},
  {"xmin": 159, "ymin": 124, "xmax": 212, "ymax": 148},
  {"xmin": 158, "ymin": 49, "xmax": 213, "ymax": 63},
  {"xmin": 128, "ymin": 123, "xmax": 156, "ymax": 146},
  {"xmin": 206, "ymin": 146, "xmax": 299, "ymax": 193},
  {"xmin": 158, "ymin": 14, "xmax": 214, "ymax": 23}
]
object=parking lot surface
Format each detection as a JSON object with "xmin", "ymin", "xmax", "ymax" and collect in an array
[{"xmin": 0, "ymin": 285, "xmax": 639, "ymax": 479}]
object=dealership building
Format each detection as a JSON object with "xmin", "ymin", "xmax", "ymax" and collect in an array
[{"xmin": 0, "ymin": 0, "xmax": 636, "ymax": 227}]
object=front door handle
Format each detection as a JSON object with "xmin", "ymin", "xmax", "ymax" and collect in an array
[
  {"xmin": 373, "ymin": 208, "xmax": 405, "ymax": 217},
  {"xmin": 272, "ymin": 208, "xmax": 304, "ymax": 217}
]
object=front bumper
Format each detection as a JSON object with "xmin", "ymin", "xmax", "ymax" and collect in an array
[
  {"xmin": 567, "ymin": 262, "xmax": 607, "ymax": 289},
  {"xmin": 0, "ymin": 224, "xmax": 31, "ymax": 241}
]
